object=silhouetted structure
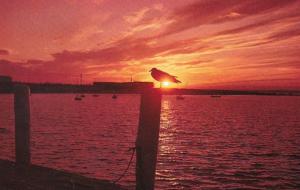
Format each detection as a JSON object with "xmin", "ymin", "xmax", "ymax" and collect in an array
[
  {"xmin": 93, "ymin": 82, "xmax": 153, "ymax": 91},
  {"xmin": 136, "ymin": 89, "xmax": 162, "ymax": 190},
  {"xmin": 14, "ymin": 85, "xmax": 31, "ymax": 167},
  {"xmin": 0, "ymin": 76, "xmax": 299, "ymax": 95},
  {"xmin": 0, "ymin": 75, "xmax": 13, "ymax": 93},
  {"xmin": 0, "ymin": 75, "xmax": 12, "ymax": 83}
]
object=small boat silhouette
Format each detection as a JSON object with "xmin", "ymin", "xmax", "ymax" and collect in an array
[
  {"xmin": 176, "ymin": 95, "xmax": 185, "ymax": 100},
  {"xmin": 112, "ymin": 94, "xmax": 117, "ymax": 99},
  {"xmin": 93, "ymin": 94, "xmax": 99, "ymax": 97},
  {"xmin": 74, "ymin": 95, "xmax": 82, "ymax": 101},
  {"xmin": 211, "ymin": 95, "xmax": 221, "ymax": 98},
  {"xmin": 0, "ymin": 128, "xmax": 9, "ymax": 134}
]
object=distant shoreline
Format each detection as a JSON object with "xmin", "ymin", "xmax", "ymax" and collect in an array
[{"xmin": 0, "ymin": 82, "xmax": 299, "ymax": 96}]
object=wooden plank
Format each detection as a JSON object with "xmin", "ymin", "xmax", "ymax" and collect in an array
[
  {"xmin": 14, "ymin": 85, "xmax": 31, "ymax": 166},
  {"xmin": 0, "ymin": 159, "xmax": 126, "ymax": 190},
  {"xmin": 136, "ymin": 89, "xmax": 162, "ymax": 190}
]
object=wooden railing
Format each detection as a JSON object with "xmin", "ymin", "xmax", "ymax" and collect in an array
[{"xmin": 13, "ymin": 84, "xmax": 162, "ymax": 190}]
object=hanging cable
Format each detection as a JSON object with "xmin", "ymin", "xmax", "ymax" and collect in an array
[{"xmin": 113, "ymin": 147, "xmax": 136, "ymax": 184}]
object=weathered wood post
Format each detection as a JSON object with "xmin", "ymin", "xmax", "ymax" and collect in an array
[
  {"xmin": 136, "ymin": 89, "xmax": 162, "ymax": 190},
  {"xmin": 14, "ymin": 85, "xmax": 31, "ymax": 167}
]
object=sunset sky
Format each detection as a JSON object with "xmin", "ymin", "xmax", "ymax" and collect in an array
[{"xmin": 0, "ymin": 0, "xmax": 300, "ymax": 89}]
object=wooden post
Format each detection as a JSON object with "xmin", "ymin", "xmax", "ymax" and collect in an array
[
  {"xmin": 14, "ymin": 85, "xmax": 31, "ymax": 166},
  {"xmin": 136, "ymin": 89, "xmax": 162, "ymax": 190}
]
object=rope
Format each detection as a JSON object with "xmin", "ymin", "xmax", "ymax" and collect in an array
[{"xmin": 113, "ymin": 147, "xmax": 136, "ymax": 184}]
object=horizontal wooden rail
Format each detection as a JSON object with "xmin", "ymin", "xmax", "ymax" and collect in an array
[{"xmin": 11, "ymin": 85, "xmax": 162, "ymax": 189}]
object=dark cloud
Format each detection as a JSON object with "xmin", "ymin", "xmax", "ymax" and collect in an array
[
  {"xmin": 216, "ymin": 10, "xmax": 300, "ymax": 37},
  {"xmin": 267, "ymin": 27, "xmax": 300, "ymax": 41},
  {"xmin": 0, "ymin": 49, "xmax": 9, "ymax": 55},
  {"xmin": 0, "ymin": 59, "xmax": 31, "ymax": 81},
  {"xmin": 160, "ymin": 0, "xmax": 298, "ymax": 37},
  {"xmin": 236, "ymin": 0, "xmax": 298, "ymax": 15},
  {"xmin": 161, "ymin": 0, "xmax": 238, "ymax": 36},
  {"xmin": 0, "ymin": 59, "xmax": 82, "ymax": 83},
  {"xmin": 217, "ymin": 19, "xmax": 276, "ymax": 36}
]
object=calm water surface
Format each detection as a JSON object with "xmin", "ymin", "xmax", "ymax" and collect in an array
[{"xmin": 1, "ymin": 94, "xmax": 300, "ymax": 189}]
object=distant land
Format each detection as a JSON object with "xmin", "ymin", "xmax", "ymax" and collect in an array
[
  {"xmin": 0, "ymin": 75, "xmax": 299, "ymax": 96},
  {"xmin": 1, "ymin": 83, "xmax": 299, "ymax": 96}
]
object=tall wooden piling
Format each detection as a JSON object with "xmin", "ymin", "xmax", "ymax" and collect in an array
[
  {"xmin": 136, "ymin": 89, "xmax": 162, "ymax": 190},
  {"xmin": 14, "ymin": 85, "xmax": 31, "ymax": 166}
]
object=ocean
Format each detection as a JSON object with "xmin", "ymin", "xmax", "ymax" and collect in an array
[{"xmin": 1, "ymin": 94, "xmax": 300, "ymax": 189}]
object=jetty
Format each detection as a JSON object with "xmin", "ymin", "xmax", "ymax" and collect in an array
[
  {"xmin": 0, "ymin": 159, "xmax": 124, "ymax": 190},
  {"xmin": 0, "ymin": 85, "xmax": 162, "ymax": 190}
]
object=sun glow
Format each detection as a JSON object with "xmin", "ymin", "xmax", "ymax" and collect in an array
[{"xmin": 162, "ymin": 81, "xmax": 170, "ymax": 87}]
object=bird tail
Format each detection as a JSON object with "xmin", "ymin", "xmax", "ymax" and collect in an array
[{"xmin": 175, "ymin": 79, "xmax": 181, "ymax": 83}]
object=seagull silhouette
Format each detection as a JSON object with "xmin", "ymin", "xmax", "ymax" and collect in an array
[{"xmin": 150, "ymin": 68, "xmax": 181, "ymax": 87}]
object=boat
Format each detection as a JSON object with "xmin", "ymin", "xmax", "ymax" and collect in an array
[
  {"xmin": 0, "ymin": 128, "xmax": 8, "ymax": 134},
  {"xmin": 75, "ymin": 74, "xmax": 85, "ymax": 100},
  {"xmin": 176, "ymin": 95, "xmax": 185, "ymax": 100},
  {"xmin": 79, "ymin": 74, "xmax": 86, "ymax": 98},
  {"xmin": 92, "ymin": 94, "xmax": 99, "ymax": 97},
  {"xmin": 211, "ymin": 95, "xmax": 221, "ymax": 98},
  {"xmin": 112, "ymin": 94, "xmax": 117, "ymax": 99},
  {"xmin": 74, "ymin": 95, "xmax": 82, "ymax": 101}
]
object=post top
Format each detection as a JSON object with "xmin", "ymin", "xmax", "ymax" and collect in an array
[{"xmin": 14, "ymin": 84, "xmax": 30, "ymax": 94}]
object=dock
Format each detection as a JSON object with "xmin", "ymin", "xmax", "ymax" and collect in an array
[
  {"xmin": 0, "ymin": 85, "xmax": 162, "ymax": 190},
  {"xmin": 0, "ymin": 159, "xmax": 125, "ymax": 190}
]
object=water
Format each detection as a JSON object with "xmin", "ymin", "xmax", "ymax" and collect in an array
[{"xmin": 1, "ymin": 94, "xmax": 300, "ymax": 189}]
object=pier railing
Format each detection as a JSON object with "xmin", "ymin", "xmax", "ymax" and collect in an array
[{"xmin": 11, "ymin": 84, "xmax": 162, "ymax": 190}]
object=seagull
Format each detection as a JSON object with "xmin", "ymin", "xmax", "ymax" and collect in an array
[{"xmin": 150, "ymin": 68, "xmax": 181, "ymax": 87}]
